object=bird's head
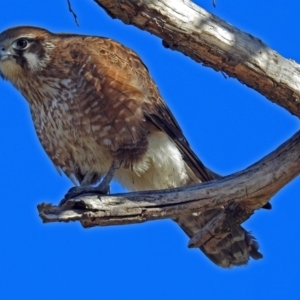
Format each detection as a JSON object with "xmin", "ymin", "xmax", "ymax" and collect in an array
[{"xmin": 0, "ymin": 26, "xmax": 55, "ymax": 84}]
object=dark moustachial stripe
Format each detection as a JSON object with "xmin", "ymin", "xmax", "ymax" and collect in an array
[
  {"xmin": 13, "ymin": 39, "xmax": 45, "ymax": 69},
  {"xmin": 30, "ymin": 39, "xmax": 46, "ymax": 60}
]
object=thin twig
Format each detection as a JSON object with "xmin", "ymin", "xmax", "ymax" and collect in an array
[{"xmin": 67, "ymin": 0, "xmax": 79, "ymax": 26}]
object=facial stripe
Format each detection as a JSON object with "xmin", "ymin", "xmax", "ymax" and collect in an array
[
  {"xmin": 12, "ymin": 40, "xmax": 47, "ymax": 70},
  {"xmin": 23, "ymin": 52, "xmax": 40, "ymax": 70}
]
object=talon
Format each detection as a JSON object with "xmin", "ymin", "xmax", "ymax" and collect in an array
[
  {"xmin": 66, "ymin": 186, "xmax": 78, "ymax": 196},
  {"xmin": 61, "ymin": 186, "xmax": 88, "ymax": 203},
  {"xmin": 62, "ymin": 184, "xmax": 111, "ymax": 203},
  {"xmin": 58, "ymin": 197, "xmax": 68, "ymax": 207},
  {"xmin": 97, "ymin": 184, "xmax": 110, "ymax": 195},
  {"xmin": 64, "ymin": 186, "xmax": 86, "ymax": 200},
  {"xmin": 59, "ymin": 188, "xmax": 82, "ymax": 207}
]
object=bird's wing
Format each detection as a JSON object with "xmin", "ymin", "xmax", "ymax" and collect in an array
[
  {"xmin": 69, "ymin": 36, "xmax": 215, "ymax": 180},
  {"xmin": 97, "ymin": 39, "xmax": 215, "ymax": 182},
  {"xmin": 144, "ymin": 106, "xmax": 214, "ymax": 183},
  {"xmin": 68, "ymin": 36, "xmax": 262, "ymax": 267}
]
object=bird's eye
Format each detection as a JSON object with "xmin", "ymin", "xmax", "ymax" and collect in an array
[{"xmin": 13, "ymin": 38, "xmax": 29, "ymax": 50}]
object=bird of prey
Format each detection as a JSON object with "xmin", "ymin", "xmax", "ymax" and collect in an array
[{"xmin": 0, "ymin": 26, "xmax": 263, "ymax": 267}]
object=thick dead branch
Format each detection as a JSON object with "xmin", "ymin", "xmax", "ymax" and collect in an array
[
  {"xmin": 38, "ymin": 130, "xmax": 300, "ymax": 239},
  {"xmin": 94, "ymin": 0, "xmax": 300, "ymax": 117}
]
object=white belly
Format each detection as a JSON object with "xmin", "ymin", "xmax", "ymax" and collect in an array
[{"xmin": 116, "ymin": 131, "xmax": 189, "ymax": 191}]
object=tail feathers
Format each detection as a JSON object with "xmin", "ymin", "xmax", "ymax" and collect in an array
[
  {"xmin": 174, "ymin": 209, "xmax": 263, "ymax": 268},
  {"xmin": 200, "ymin": 227, "xmax": 262, "ymax": 267}
]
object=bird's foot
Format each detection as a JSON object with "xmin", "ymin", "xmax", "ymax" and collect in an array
[
  {"xmin": 60, "ymin": 185, "xmax": 110, "ymax": 205},
  {"xmin": 60, "ymin": 160, "xmax": 119, "ymax": 206},
  {"xmin": 65, "ymin": 185, "xmax": 110, "ymax": 199}
]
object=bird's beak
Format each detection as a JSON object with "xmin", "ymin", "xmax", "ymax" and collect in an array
[{"xmin": 0, "ymin": 46, "xmax": 11, "ymax": 61}]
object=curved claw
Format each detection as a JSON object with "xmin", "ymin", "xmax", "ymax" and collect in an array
[
  {"xmin": 61, "ymin": 185, "xmax": 111, "ymax": 205},
  {"xmin": 64, "ymin": 186, "xmax": 95, "ymax": 200}
]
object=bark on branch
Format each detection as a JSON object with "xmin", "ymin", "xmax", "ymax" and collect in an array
[
  {"xmin": 94, "ymin": 0, "xmax": 300, "ymax": 117},
  {"xmin": 38, "ymin": 129, "xmax": 300, "ymax": 247}
]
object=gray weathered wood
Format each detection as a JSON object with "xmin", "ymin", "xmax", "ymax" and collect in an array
[
  {"xmin": 38, "ymin": 130, "xmax": 300, "ymax": 233},
  {"xmin": 95, "ymin": 0, "xmax": 300, "ymax": 117}
]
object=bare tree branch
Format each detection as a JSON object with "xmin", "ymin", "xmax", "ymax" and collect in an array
[
  {"xmin": 94, "ymin": 0, "xmax": 300, "ymax": 117},
  {"xmin": 38, "ymin": 129, "xmax": 300, "ymax": 248}
]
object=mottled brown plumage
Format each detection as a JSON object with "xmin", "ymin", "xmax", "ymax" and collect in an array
[{"xmin": 0, "ymin": 26, "xmax": 262, "ymax": 267}]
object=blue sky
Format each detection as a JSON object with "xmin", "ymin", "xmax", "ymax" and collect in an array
[{"xmin": 1, "ymin": 1, "xmax": 300, "ymax": 299}]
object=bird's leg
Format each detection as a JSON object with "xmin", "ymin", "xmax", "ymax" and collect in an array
[
  {"xmin": 81, "ymin": 172, "xmax": 96, "ymax": 186},
  {"xmin": 63, "ymin": 159, "xmax": 121, "ymax": 201},
  {"xmin": 96, "ymin": 159, "xmax": 121, "ymax": 193},
  {"xmin": 61, "ymin": 172, "xmax": 96, "ymax": 204}
]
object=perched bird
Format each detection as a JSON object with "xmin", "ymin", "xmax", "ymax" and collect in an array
[{"xmin": 0, "ymin": 26, "xmax": 262, "ymax": 267}]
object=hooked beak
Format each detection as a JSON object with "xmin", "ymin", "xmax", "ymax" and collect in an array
[{"xmin": 0, "ymin": 46, "xmax": 11, "ymax": 61}]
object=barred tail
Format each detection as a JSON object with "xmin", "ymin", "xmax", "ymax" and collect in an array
[{"xmin": 174, "ymin": 208, "xmax": 263, "ymax": 267}]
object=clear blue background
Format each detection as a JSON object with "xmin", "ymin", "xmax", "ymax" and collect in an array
[{"xmin": 1, "ymin": 1, "xmax": 299, "ymax": 299}]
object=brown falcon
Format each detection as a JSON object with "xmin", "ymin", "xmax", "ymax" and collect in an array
[{"xmin": 0, "ymin": 26, "xmax": 263, "ymax": 267}]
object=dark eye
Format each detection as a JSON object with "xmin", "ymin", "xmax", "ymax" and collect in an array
[{"xmin": 14, "ymin": 39, "xmax": 28, "ymax": 50}]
